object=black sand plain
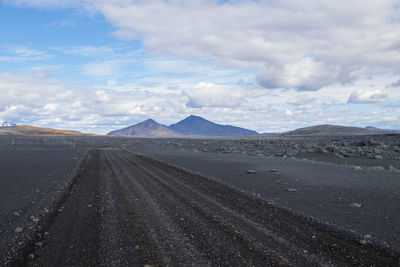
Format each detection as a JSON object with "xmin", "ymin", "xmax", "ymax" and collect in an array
[{"xmin": 1, "ymin": 134, "xmax": 399, "ymax": 266}]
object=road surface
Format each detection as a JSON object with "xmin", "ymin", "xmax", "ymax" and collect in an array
[{"xmin": 16, "ymin": 148, "xmax": 398, "ymax": 266}]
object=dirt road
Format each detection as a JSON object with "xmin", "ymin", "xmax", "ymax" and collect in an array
[{"xmin": 18, "ymin": 148, "xmax": 398, "ymax": 266}]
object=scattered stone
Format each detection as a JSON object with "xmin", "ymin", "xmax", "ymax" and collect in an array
[
  {"xmin": 349, "ymin": 203, "xmax": 362, "ymax": 208},
  {"xmin": 15, "ymin": 227, "xmax": 23, "ymax": 233},
  {"xmin": 286, "ymin": 188, "xmax": 298, "ymax": 192},
  {"xmin": 30, "ymin": 215, "xmax": 40, "ymax": 223},
  {"xmin": 34, "ymin": 242, "xmax": 43, "ymax": 247},
  {"xmin": 363, "ymin": 234, "xmax": 372, "ymax": 239},
  {"xmin": 246, "ymin": 170, "xmax": 256, "ymax": 174},
  {"xmin": 303, "ymin": 250, "xmax": 308, "ymax": 254},
  {"xmin": 374, "ymin": 155, "xmax": 383, "ymax": 160},
  {"xmin": 27, "ymin": 253, "xmax": 35, "ymax": 260},
  {"xmin": 369, "ymin": 166, "xmax": 384, "ymax": 171},
  {"xmin": 353, "ymin": 166, "xmax": 362, "ymax": 170},
  {"xmin": 87, "ymin": 204, "xmax": 93, "ymax": 208},
  {"xmin": 359, "ymin": 239, "xmax": 367, "ymax": 245},
  {"xmin": 270, "ymin": 169, "xmax": 278, "ymax": 173},
  {"xmin": 13, "ymin": 211, "xmax": 20, "ymax": 216},
  {"xmin": 334, "ymin": 153, "xmax": 344, "ymax": 159}
]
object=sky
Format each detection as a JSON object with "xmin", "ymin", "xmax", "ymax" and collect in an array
[{"xmin": 0, "ymin": 0, "xmax": 399, "ymax": 134}]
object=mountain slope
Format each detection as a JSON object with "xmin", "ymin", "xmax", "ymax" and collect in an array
[
  {"xmin": 284, "ymin": 124, "xmax": 395, "ymax": 136},
  {"xmin": 107, "ymin": 119, "xmax": 180, "ymax": 137},
  {"xmin": 0, "ymin": 125, "xmax": 87, "ymax": 136},
  {"xmin": 168, "ymin": 115, "xmax": 259, "ymax": 136}
]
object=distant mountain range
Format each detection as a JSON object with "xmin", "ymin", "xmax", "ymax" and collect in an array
[
  {"xmin": 283, "ymin": 124, "xmax": 396, "ymax": 136},
  {"xmin": 0, "ymin": 119, "xmax": 396, "ymax": 138},
  {"xmin": 108, "ymin": 115, "xmax": 259, "ymax": 137},
  {"xmin": 108, "ymin": 118, "xmax": 399, "ymax": 138}
]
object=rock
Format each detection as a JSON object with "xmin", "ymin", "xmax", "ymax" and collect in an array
[
  {"xmin": 349, "ymin": 203, "xmax": 362, "ymax": 208},
  {"xmin": 246, "ymin": 170, "xmax": 256, "ymax": 174},
  {"xmin": 334, "ymin": 153, "xmax": 344, "ymax": 159},
  {"xmin": 286, "ymin": 188, "xmax": 298, "ymax": 192},
  {"xmin": 369, "ymin": 166, "xmax": 384, "ymax": 171},
  {"xmin": 363, "ymin": 234, "xmax": 372, "ymax": 239},
  {"xmin": 374, "ymin": 155, "xmax": 383, "ymax": 160},
  {"xmin": 320, "ymin": 147, "xmax": 329, "ymax": 153},
  {"xmin": 30, "ymin": 215, "xmax": 40, "ymax": 223},
  {"xmin": 27, "ymin": 253, "xmax": 35, "ymax": 260},
  {"xmin": 359, "ymin": 239, "xmax": 367, "ymax": 245},
  {"xmin": 34, "ymin": 242, "xmax": 43, "ymax": 247},
  {"xmin": 353, "ymin": 166, "xmax": 362, "ymax": 170},
  {"xmin": 15, "ymin": 227, "xmax": 23, "ymax": 233},
  {"xmin": 13, "ymin": 211, "xmax": 20, "ymax": 216},
  {"xmin": 270, "ymin": 169, "xmax": 278, "ymax": 173}
]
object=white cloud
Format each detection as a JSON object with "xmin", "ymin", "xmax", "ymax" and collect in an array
[
  {"xmin": 82, "ymin": 0, "xmax": 400, "ymax": 91},
  {"xmin": 285, "ymin": 109, "xmax": 294, "ymax": 117},
  {"xmin": 287, "ymin": 96, "xmax": 316, "ymax": 106},
  {"xmin": 0, "ymin": 46, "xmax": 50, "ymax": 62},
  {"xmin": 0, "ymin": 70, "xmax": 398, "ymax": 133},
  {"xmin": 182, "ymin": 82, "xmax": 261, "ymax": 108},
  {"xmin": 348, "ymin": 89, "xmax": 388, "ymax": 104}
]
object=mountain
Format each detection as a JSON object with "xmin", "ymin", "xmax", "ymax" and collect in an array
[
  {"xmin": 284, "ymin": 124, "xmax": 396, "ymax": 136},
  {"xmin": 168, "ymin": 115, "xmax": 259, "ymax": 136},
  {"xmin": 0, "ymin": 125, "xmax": 87, "ymax": 136},
  {"xmin": 107, "ymin": 119, "xmax": 180, "ymax": 137}
]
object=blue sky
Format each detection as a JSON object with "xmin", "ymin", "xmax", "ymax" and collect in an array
[{"xmin": 0, "ymin": 0, "xmax": 399, "ymax": 134}]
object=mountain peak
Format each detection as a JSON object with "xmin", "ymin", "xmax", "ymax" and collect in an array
[
  {"xmin": 107, "ymin": 119, "xmax": 180, "ymax": 137},
  {"xmin": 169, "ymin": 115, "xmax": 258, "ymax": 136},
  {"xmin": 142, "ymin": 118, "xmax": 157, "ymax": 124},
  {"xmin": 184, "ymin": 115, "xmax": 207, "ymax": 121}
]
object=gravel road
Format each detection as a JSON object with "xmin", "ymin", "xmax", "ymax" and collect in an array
[{"xmin": 15, "ymin": 147, "xmax": 398, "ymax": 266}]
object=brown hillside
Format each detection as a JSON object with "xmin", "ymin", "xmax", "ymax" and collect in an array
[{"xmin": 0, "ymin": 125, "xmax": 92, "ymax": 136}]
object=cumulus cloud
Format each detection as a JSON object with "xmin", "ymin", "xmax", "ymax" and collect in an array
[
  {"xmin": 348, "ymin": 89, "xmax": 388, "ymax": 104},
  {"xmin": 83, "ymin": 0, "xmax": 400, "ymax": 91}
]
